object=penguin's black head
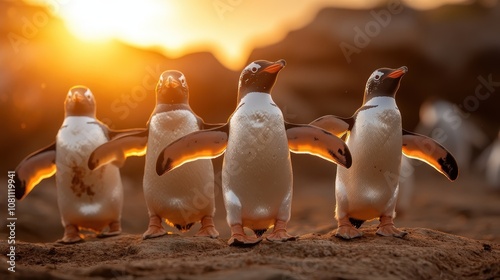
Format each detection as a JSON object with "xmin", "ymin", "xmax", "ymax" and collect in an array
[
  {"xmin": 156, "ymin": 70, "xmax": 189, "ymax": 104},
  {"xmin": 237, "ymin": 59, "xmax": 286, "ymax": 102},
  {"xmin": 363, "ymin": 66, "xmax": 407, "ymax": 104},
  {"xmin": 65, "ymin": 86, "xmax": 96, "ymax": 117}
]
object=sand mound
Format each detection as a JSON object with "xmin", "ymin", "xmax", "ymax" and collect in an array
[{"xmin": 1, "ymin": 226, "xmax": 498, "ymax": 279}]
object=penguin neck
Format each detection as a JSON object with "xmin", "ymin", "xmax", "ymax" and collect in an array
[
  {"xmin": 363, "ymin": 90, "xmax": 396, "ymax": 104},
  {"xmin": 65, "ymin": 111, "xmax": 95, "ymax": 118},
  {"xmin": 237, "ymin": 91, "xmax": 271, "ymax": 105},
  {"xmin": 152, "ymin": 103, "xmax": 192, "ymax": 115},
  {"xmin": 240, "ymin": 91, "xmax": 273, "ymax": 102},
  {"xmin": 363, "ymin": 96, "xmax": 397, "ymax": 109},
  {"xmin": 62, "ymin": 115, "xmax": 96, "ymax": 127}
]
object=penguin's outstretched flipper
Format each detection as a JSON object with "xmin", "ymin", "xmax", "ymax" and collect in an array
[
  {"xmin": 402, "ymin": 129, "xmax": 459, "ymax": 181},
  {"xmin": 14, "ymin": 142, "xmax": 57, "ymax": 200},
  {"xmin": 156, "ymin": 124, "xmax": 229, "ymax": 175},
  {"xmin": 309, "ymin": 115, "xmax": 353, "ymax": 138},
  {"xmin": 107, "ymin": 127, "xmax": 150, "ymax": 140},
  {"xmin": 285, "ymin": 122, "xmax": 352, "ymax": 169},
  {"xmin": 88, "ymin": 128, "xmax": 148, "ymax": 170}
]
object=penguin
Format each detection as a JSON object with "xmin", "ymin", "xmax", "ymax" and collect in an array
[
  {"xmin": 14, "ymin": 86, "xmax": 136, "ymax": 244},
  {"xmin": 155, "ymin": 59, "xmax": 352, "ymax": 246},
  {"xmin": 415, "ymin": 98, "xmax": 488, "ymax": 172},
  {"xmin": 310, "ymin": 66, "xmax": 459, "ymax": 240},
  {"xmin": 475, "ymin": 129, "xmax": 500, "ymax": 189},
  {"xmin": 88, "ymin": 70, "xmax": 221, "ymax": 240},
  {"xmin": 484, "ymin": 130, "xmax": 500, "ymax": 189}
]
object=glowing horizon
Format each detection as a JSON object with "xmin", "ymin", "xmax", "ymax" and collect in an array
[{"xmin": 29, "ymin": 0, "xmax": 470, "ymax": 71}]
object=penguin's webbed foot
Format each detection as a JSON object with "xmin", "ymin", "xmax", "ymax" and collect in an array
[
  {"xmin": 58, "ymin": 236, "xmax": 84, "ymax": 244},
  {"xmin": 143, "ymin": 226, "xmax": 168, "ymax": 240},
  {"xmin": 266, "ymin": 220, "xmax": 297, "ymax": 242},
  {"xmin": 58, "ymin": 224, "xmax": 84, "ymax": 244},
  {"xmin": 335, "ymin": 216, "xmax": 363, "ymax": 240},
  {"xmin": 335, "ymin": 226, "xmax": 364, "ymax": 240},
  {"xmin": 266, "ymin": 229, "xmax": 297, "ymax": 243},
  {"xmin": 143, "ymin": 214, "xmax": 168, "ymax": 240},
  {"xmin": 98, "ymin": 221, "xmax": 122, "ymax": 238},
  {"xmin": 228, "ymin": 224, "xmax": 262, "ymax": 247},
  {"xmin": 228, "ymin": 234, "xmax": 262, "ymax": 247},
  {"xmin": 194, "ymin": 216, "xmax": 219, "ymax": 238},
  {"xmin": 376, "ymin": 215, "xmax": 407, "ymax": 238}
]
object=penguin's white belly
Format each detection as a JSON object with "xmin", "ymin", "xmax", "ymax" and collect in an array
[
  {"xmin": 144, "ymin": 111, "xmax": 215, "ymax": 226},
  {"xmin": 337, "ymin": 101, "xmax": 402, "ymax": 220},
  {"xmin": 56, "ymin": 117, "xmax": 123, "ymax": 230},
  {"xmin": 223, "ymin": 93, "xmax": 292, "ymax": 230}
]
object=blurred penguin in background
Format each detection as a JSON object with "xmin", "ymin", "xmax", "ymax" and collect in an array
[
  {"xmin": 475, "ymin": 129, "xmax": 500, "ymax": 190},
  {"xmin": 415, "ymin": 98, "xmax": 488, "ymax": 173}
]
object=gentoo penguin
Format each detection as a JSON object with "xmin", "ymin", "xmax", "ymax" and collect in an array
[
  {"xmin": 156, "ymin": 59, "xmax": 352, "ymax": 246},
  {"xmin": 88, "ymin": 70, "xmax": 221, "ymax": 239},
  {"xmin": 14, "ymin": 86, "xmax": 134, "ymax": 244},
  {"xmin": 310, "ymin": 66, "xmax": 459, "ymax": 239}
]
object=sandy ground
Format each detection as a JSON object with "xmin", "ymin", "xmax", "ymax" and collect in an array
[
  {"xmin": 1, "ymin": 159, "xmax": 499, "ymax": 279},
  {"xmin": 1, "ymin": 228, "xmax": 498, "ymax": 280}
]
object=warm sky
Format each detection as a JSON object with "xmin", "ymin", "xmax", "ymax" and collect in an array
[{"xmin": 29, "ymin": 0, "xmax": 469, "ymax": 70}]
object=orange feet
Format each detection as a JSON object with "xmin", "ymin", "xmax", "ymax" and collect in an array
[
  {"xmin": 194, "ymin": 216, "xmax": 219, "ymax": 238},
  {"xmin": 58, "ymin": 224, "xmax": 83, "ymax": 244},
  {"xmin": 98, "ymin": 221, "xmax": 122, "ymax": 238},
  {"xmin": 376, "ymin": 215, "xmax": 407, "ymax": 238},
  {"xmin": 143, "ymin": 214, "xmax": 167, "ymax": 240},
  {"xmin": 228, "ymin": 224, "xmax": 262, "ymax": 247},
  {"xmin": 266, "ymin": 220, "xmax": 297, "ymax": 242},
  {"xmin": 335, "ymin": 216, "xmax": 363, "ymax": 240}
]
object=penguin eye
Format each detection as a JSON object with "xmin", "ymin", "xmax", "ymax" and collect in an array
[
  {"xmin": 84, "ymin": 92, "xmax": 92, "ymax": 100},
  {"xmin": 250, "ymin": 67, "xmax": 258, "ymax": 73},
  {"xmin": 179, "ymin": 76, "xmax": 186, "ymax": 87},
  {"xmin": 371, "ymin": 70, "xmax": 384, "ymax": 81}
]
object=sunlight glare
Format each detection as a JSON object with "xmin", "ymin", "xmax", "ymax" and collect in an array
[
  {"xmin": 29, "ymin": 0, "xmax": 470, "ymax": 71},
  {"xmin": 57, "ymin": 0, "xmax": 174, "ymax": 43}
]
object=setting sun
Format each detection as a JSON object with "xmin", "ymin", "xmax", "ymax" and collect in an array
[
  {"xmin": 26, "ymin": 0, "xmax": 342, "ymax": 70},
  {"xmin": 26, "ymin": 0, "xmax": 471, "ymax": 71},
  {"xmin": 58, "ymin": 0, "xmax": 174, "ymax": 43}
]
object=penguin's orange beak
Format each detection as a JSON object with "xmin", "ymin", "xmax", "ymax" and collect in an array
[
  {"xmin": 263, "ymin": 59, "xmax": 286, "ymax": 74},
  {"xmin": 72, "ymin": 93, "xmax": 84, "ymax": 103},
  {"xmin": 387, "ymin": 66, "xmax": 408, "ymax": 79},
  {"xmin": 165, "ymin": 76, "xmax": 180, "ymax": 88}
]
